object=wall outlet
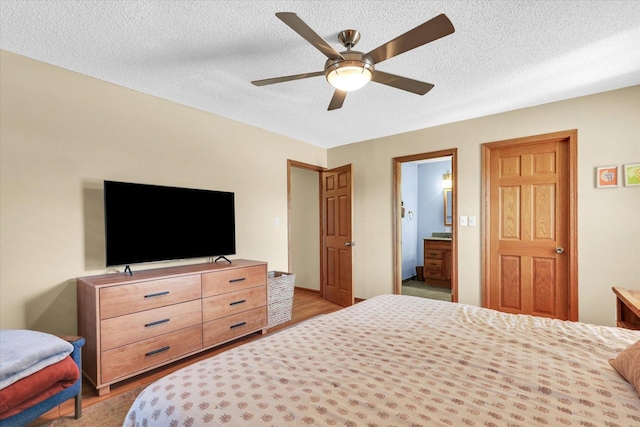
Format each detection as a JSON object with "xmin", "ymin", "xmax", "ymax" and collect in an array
[
  {"xmin": 459, "ymin": 216, "xmax": 468, "ymax": 227},
  {"xmin": 275, "ymin": 217, "xmax": 280, "ymax": 227},
  {"xmin": 468, "ymin": 216, "xmax": 477, "ymax": 227}
]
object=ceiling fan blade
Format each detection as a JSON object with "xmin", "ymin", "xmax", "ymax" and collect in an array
[
  {"xmin": 328, "ymin": 90, "xmax": 347, "ymax": 110},
  {"xmin": 365, "ymin": 14, "xmax": 454, "ymax": 65},
  {"xmin": 276, "ymin": 12, "xmax": 344, "ymax": 61},
  {"xmin": 251, "ymin": 71, "xmax": 324, "ymax": 86},
  {"xmin": 371, "ymin": 71, "xmax": 434, "ymax": 95}
]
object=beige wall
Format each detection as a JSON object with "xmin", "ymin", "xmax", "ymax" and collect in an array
[
  {"xmin": 328, "ymin": 85, "xmax": 640, "ymax": 327},
  {"xmin": 0, "ymin": 50, "xmax": 326, "ymax": 333},
  {"xmin": 289, "ymin": 167, "xmax": 320, "ymax": 290},
  {"xmin": 2, "ymin": 49, "xmax": 638, "ymax": 333}
]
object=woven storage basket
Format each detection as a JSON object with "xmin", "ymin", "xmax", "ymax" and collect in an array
[{"xmin": 267, "ymin": 271, "xmax": 295, "ymax": 328}]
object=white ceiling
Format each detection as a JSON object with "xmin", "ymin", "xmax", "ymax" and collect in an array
[{"xmin": 1, "ymin": 1, "xmax": 639, "ymax": 149}]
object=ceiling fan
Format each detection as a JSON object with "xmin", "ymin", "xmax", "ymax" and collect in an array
[{"xmin": 251, "ymin": 12, "xmax": 455, "ymax": 111}]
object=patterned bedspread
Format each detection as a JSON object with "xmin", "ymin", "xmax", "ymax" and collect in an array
[{"xmin": 123, "ymin": 294, "xmax": 640, "ymax": 426}]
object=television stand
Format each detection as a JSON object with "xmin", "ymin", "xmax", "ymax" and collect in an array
[
  {"xmin": 214, "ymin": 255, "xmax": 232, "ymax": 264},
  {"xmin": 77, "ymin": 259, "xmax": 268, "ymax": 395},
  {"xmin": 124, "ymin": 265, "xmax": 133, "ymax": 276}
]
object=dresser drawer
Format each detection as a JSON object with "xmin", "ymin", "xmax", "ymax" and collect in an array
[
  {"xmin": 101, "ymin": 325, "xmax": 202, "ymax": 383},
  {"xmin": 100, "ymin": 275, "xmax": 201, "ymax": 319},
  {"xmin": 101, "ymin": 300, "xmax": 202, "ymax": 351},
  {"xmin": 203, "ymin": 306, "xmax": 266, "ymax": 347},
  {"xmin": 202, "ymin": 286, "xmax": 267, "ymax": 322},
  {"xmin": 424, "ymin": 269, "xmax": 444, "ymax": 279},
  {"xmin": 424, "ymin": 259, "xmax": 442, "ymax": 270},
  {"xmin": 424, "ymin": 250, "xmax": 443, "ymax": 260},
  {"xmin": 202, "ymin": 265, "xmax": 266, "ymax": 297}
]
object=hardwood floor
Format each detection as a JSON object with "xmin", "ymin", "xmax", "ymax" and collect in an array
[{"xmin": 29, "ymin": 289, "xmax": 342, "ymax": 426}]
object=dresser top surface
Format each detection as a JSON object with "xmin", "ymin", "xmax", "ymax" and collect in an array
[
  {"xmin": 78, "ymin": 259, "xmax": 266, "ymax": 287},
  {"xmin": 613, "ymin": 286, "xmax": 640, "ymax": 316},
  {"xmin": 613, "ymin": 287, "xmax": 640, "ymax": 308}
]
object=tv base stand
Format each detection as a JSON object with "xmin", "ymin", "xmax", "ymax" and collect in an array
[{"xmin": 214, "ymin": 255, "xmax": 232, "ymax": 264}]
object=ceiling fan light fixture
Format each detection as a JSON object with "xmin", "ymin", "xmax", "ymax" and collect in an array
[
  {"xmin": 325, "ymin": 59, "xmax": 373, "ymax": 92},
  {"xmin": 254, "ymin": 13, "xmax": 455, "ymax": 110}
]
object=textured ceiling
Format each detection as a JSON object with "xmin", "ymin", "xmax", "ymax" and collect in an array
[{"xmin": 1, "ymin": 1, "xmax": 639, "ymax": 148}]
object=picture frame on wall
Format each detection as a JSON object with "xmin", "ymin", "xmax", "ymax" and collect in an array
[
  {"xmin": 623, "ymin": 163, "xmax": 640, "ymax": 187},
  {"xmin": 595, "ymin": 165, "xmax": 619, "ymax": 188}
]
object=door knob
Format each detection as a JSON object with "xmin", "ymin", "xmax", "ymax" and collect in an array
[
  {"xmin": 556, "ymin": 247, "xmax": 565, "ymax": 254},
  {"xmin": 344, "ymin": 242, "xmax": 356, "ymax": 246}
]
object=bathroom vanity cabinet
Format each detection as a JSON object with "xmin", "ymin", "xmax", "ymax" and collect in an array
[{"xmin": 423, "ymin": 238, "xmax": 452, "ymax": 288}]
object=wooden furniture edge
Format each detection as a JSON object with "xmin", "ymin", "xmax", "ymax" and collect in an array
[{"xmin": 613, "ymin": 286, "xmax": 640, "ymax": 330}]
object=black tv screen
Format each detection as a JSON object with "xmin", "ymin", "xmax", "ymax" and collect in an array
[{"xmin": 104, "ymin": 180, "xmax": 235, "ymax": 267}]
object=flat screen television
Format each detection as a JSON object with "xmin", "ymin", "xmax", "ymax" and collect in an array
[{"xmin": 104, "ymin": 180, "xmax": 235, "ymax": 268}]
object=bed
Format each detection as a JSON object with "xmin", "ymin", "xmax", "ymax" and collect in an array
[
  {"xmin": 0, "ymin": 330, "xmax": 84, "ymax": 426},
  {"xmin": 123, "ymin": 294, "xmax": 640, "ymax": 426}
]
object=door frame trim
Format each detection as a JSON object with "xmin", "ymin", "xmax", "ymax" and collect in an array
[
  {"xmin": 481, "ymin": 129, "xmax": 578, "ymax": 320},
  {"xmin": 287, "ymin": 160, "xmax": 325, "ymax": 297},
  {"xmin": 392, "ymin": 149, "xmax": 458, "ymax": 302}
]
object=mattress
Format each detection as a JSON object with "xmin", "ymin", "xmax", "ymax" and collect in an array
[{"xmin": 123, "ymin": 294, "xmax": 640, "ymax": 426}]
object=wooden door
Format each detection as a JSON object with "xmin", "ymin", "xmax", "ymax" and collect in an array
[
  {"xmin": 321, "ymin": 164, "xmax": 353, "ymax": 307},
  {"xmin": 482, "ymin": 131, "xmax": 577, "ymax": 320}
]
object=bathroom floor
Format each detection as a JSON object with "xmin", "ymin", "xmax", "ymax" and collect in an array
[{"xmin": 401, "ymin": 279, "xmax": 451, "ymax": 301}]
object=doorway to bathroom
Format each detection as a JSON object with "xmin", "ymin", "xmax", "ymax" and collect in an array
[{"xmin": 393, "ymin": 149, "xmax": 457, "ymax": 302}]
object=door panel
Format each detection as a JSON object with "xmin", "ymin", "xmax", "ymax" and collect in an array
[
  {"xmin": 322, "ymin": 164, "xmax": 353, "ymax": 307},
  {"xmin": 499, "ymin": 255, "xmax": 521, "ymax": 310},
  {"xmin": 532, "ymin": 256, "xmax": 556, "ymax": 315},
  {"xmin": 483, "ymin": 131, "xmax": 577, "ymax": 320}
]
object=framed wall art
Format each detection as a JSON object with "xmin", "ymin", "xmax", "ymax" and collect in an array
[
  {"xmin": 623, "ymin": 163, "xmax": 640, "ymax": 187},
  {"xmin": 595, "ymin": 165, "xmax": 619, "ymax": 188}
]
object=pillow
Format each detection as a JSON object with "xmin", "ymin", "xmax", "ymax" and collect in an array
[{"xmin": 610, "ymin": 340, "xmax": 640, "ymax": 394}]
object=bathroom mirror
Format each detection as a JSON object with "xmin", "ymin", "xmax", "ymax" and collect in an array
[{"xmin": 444, "ymin": 188, "xmax": 452, "ymax": 226}]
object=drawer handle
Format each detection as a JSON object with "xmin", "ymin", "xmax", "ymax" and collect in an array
[
  {"xmin": 229, "ymin": 278, "xmax": 246, "ymax": 283},
  {"xmin": 429, "ymin": 252, "xmax": 439, "ymax": 257},
  {"xmin": 230, "ymin": 299, "xmax": 247, "ymax": 306},
  {"xmin": 144, "ymin": 291, "xmax": 170, "ymax": 299},
  {"xmin": 145, "ymin": 318, "xmax": 170, "ymax": 327},
  {"xmin": 230, "ymin": 321, "xmax": 247, "ymax": 329},
  {"xmin": 145, "ymin": 346, "xmax": 170, "ymax": 357}
]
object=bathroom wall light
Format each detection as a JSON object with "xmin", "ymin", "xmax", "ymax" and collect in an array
[{"xmin": 442, "ymin": 173, "xmax": 452, "ymax": 189}]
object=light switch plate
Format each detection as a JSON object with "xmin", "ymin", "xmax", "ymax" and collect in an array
[
  {"xmin": 469, "ymin": 216, "xmax": 476, "ymax": 227},
  {"xmin": 459, "ymin": 216, "xmax": 468, "ymax": 227}
]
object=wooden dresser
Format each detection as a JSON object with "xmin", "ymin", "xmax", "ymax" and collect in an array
[
  {"xmin": 77, "ymin": 259, "xmax": 267, "ymax": 395},
  {"xmin": 423, "ymin": 238, "xmax": 452, "ymax": 287},
  {"xmin": 613, "ymin": 286, "xmax": 640, "ymax": 330}
]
